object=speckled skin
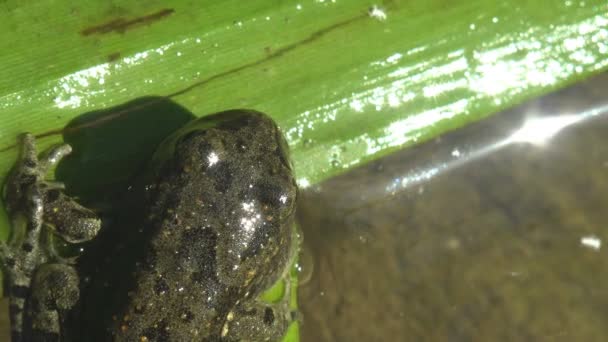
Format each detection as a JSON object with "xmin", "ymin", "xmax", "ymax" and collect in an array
[
  {"xmin": 110, "ymin": 110, "xmax": 298, "ymax": 341},
  {"xmin": 1, "ymin": 110, "xmax": 297, "ymax": 342},
  {"xmin": 0, "ymin": 134, "xmax": 101, "ymax": 342}
]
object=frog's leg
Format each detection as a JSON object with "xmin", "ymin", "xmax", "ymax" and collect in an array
[
  {"xmin": 33, "ymin": 140, "xmax": 101, "ymax": 245},
  {"xmin": 28, "ymin": 263, "xmax": 79, "ymax": 341},
  {"xmin": 1, "ymin": 134, "xmax": 99, "ymax": 342},
  {"xmin": 1, "ymin": 134, "xmax": 47, "ymax": 342},
  {"xmin": 36, "ymin": 143, "xmax": 72, "ymax": 177},
  {"xmin": 222, "ymin": 299, "xmax": 294, "ymax": 341},
  {"xmin": 222, "ymin": 277, "xmax": 295, "ymax": 341}
]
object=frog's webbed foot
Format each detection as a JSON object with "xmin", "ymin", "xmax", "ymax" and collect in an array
[
  {"xmin": 37, "ymin": 142, "xmax": 101, "ymax": 244},
  {"xmin": 28, "ymin": 263, "xmax": 80, "ymax": 341},
  {"xmin": 42, "ymin": 189, "xmax": 101, "ymax": 244},
  {"xmin": 3, "ymin": 134, "xmax": 101, "ymax": 246}
]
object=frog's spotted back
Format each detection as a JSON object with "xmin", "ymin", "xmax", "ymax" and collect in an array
[{"xmin": 110, "ymin": 110, "xmax": 298, "ymax": 341}]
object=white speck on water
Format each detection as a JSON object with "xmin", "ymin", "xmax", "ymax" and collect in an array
[{"xmin": 581, "ymin": 235, "xmax": 601, "ymax": 250}]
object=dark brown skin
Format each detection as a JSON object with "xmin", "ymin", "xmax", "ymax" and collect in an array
[
  {"xmin": 110, "ymin": 110, "xmax": 298, "ymax": 341},
  {"xmin": 1, "ymin": 110, "xmax": 297, "ymax": 342}
]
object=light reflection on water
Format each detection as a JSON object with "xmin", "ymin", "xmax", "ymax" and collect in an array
[
  {"xmin": 297, "ymin": 73, "xmax": 608, "ymax": 341},
  {"xmin": 383, "ymin": 104, "xmax": 608, "ymax": 195}
]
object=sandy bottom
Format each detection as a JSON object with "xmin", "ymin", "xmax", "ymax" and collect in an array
[{"xmin": 298, "ymin": 73, "xmax": 608, "ymax": 342}]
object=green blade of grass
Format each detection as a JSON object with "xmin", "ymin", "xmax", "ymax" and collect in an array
[{"xmin": 1, "ymin": 1, "xmax": 606, "ymax": 190}]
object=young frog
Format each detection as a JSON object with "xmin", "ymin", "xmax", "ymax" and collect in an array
[
  {"xmin": 105, "ymin": 109, "xmax": 298, "ymax": 341},
  {"xmin": 2, "ymin": 109, "xmax": 298, "ymax": 342}
]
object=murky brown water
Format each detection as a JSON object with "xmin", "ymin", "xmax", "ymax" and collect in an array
[
  {"xmin": 1, "ymin": 73, "xmax": 607, "ymax": 341},
  {"xmin": 297, "ymin": 73, "xmax": 608, "ymax": 342}
]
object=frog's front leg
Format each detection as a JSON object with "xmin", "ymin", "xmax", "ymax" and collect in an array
[
  {"xmin": 223, "ymin": 300, "xmax": 294, "ymax": 341},
  {"xmin": 222, "ymin": 278, "xmax": 295, "ymax": 341},
  {"xmin": 1, "ymin": 133, "xmax": 101, "ymax": 342}
]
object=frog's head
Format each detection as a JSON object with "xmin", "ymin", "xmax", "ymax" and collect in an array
[
  {"xmin": 182, "ymin": 110, "xmax": 298, "ymax": 290},
  {"xmin": 143, "ymin": 109, "xmax": 297, "ymax": 291}
]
